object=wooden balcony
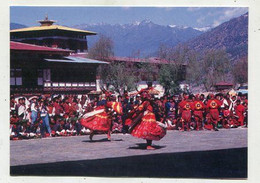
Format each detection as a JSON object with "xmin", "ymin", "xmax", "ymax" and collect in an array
[
  {"xmin": 10, "ymin": 82, "xmax": 97, "ymax": 95},
  {"xmin": 43, "ymin": 81, "xmax": 96, "ymax": 92}
]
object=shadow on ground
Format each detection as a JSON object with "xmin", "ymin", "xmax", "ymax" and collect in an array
[
  {"xmin": 82, "ymin": 138, "xmax": 123, "ymax": 143},
  {"xmin": 10, "ymin": 147, "xmax": 247, "ymax": 178},
  {"xmin": 128, "ymin": 143, "xmax": 166, "ymax": 150}
]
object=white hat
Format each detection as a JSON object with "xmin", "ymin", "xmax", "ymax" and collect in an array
[{"xmin": 29, "ymin": 96, "xmax": 38, "ymax": 101}]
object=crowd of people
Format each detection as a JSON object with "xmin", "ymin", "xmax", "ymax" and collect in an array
[{"xmin": 10, "ymin": 87, "xmax": 248, "ymax": 141}]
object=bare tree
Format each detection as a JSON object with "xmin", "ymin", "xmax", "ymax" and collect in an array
[
  {"xmin": 138, "ymin": 60, "xmax": 159, "ymax": 84},
  {"xmin": 88, "ymin": 35, "xmax": 114, "ymax": 61},
  {"xmin": 200, "ymin": 49, "xmax": 231, "ymax": 91},
  {"xmin": 157, "ymin": 45, "xmax": 189, "ymax": 94},
  {"xmin": 97, "ymin": 61, "xmax": 139, "ymax": 94},
  {"xmin": 232, "ymin": 57, "xmax": 248, "ymax": 84},
  {"xmin": 157, "ymin": 44, "xmax": 168, "ymax": 60},
  {"xmin": 185, "ymin": 50, "xmax": 201, "ymax": 85},
  {"xmin": 158, "ymin": 63, "xmax": 183, "ymax": 94},
  {"xmin": 157, "ymin": 44, "xmax": 232, "ymax": 92}
]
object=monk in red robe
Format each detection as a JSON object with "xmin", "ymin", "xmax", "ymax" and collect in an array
[
  {"xmin": 205, "ymin": 94, "xmax": 222, "ymax": 131},
  {"xmin": 222, "ymin": 105, "xmax": 234, "ymax": 128},
  {"xmin": 193, "ymin": 94, "xmax": 205, "ymax": 130},
  {"xmin": 235, "ymin": 99, "xmax": 246, "ymax": 127},
  {"xmin": 178, "ymin": 94, "xmax": 194, "ymax": 131}
]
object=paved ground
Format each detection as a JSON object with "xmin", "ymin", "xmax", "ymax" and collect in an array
[{"xmin": 10, "ymin": 128, "xmax": 247, "ymax": 178}]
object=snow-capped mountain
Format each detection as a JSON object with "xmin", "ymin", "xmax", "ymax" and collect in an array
[{"xmin": 74, "ymin": 20, "xmax": 204, "ymax": 57}]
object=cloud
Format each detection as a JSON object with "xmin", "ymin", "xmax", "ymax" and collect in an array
[
  {"xmin": 213, "ymin": 7, "xmax": 248, "ymax": 26},
  {"xmin": 222, "ymin": 7, "xmax": 248, "ymax": 20}
]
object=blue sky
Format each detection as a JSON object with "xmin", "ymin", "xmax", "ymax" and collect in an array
[{"xmin": 10, "ymin": 7, "xmax": 248, "ymax": 28}]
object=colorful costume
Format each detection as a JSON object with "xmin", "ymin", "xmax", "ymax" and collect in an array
[
  {"xmin": 193, "ymin": 100, "xmax": 205, "ymax": 130},
  {"xmin": 80, "ymin": 101, "xmax": 122, "ymax": 140},
  {"xmin": 130, "ymin": 101, "xmax": 166, "ymax": 141},
  {"xmin": 235, "ymin": 104, "xmax": 246, "ymax": 126},
  {"xmin": 205, "ymin": 99, "xmax": 221, "ymax": 130},
  {"xmin": 222, "ymin": 108, "xmax": 231, "ymax": 128},
  {"xmin": 178, "ymin": 100, "xmax": 194, "ymax": 131}
]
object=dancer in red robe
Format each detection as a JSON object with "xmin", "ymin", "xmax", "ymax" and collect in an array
[
  {"xmin": 127, "ymin": 83, "xmax": 166, "ymax": 150},
  {"xmin": 80, "ymin": 96, "xmax": 122, "ymax": 141}
]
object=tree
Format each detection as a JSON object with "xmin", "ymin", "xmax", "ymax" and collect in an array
[
  {"xmin": 138, "ymin": 61, "xmax": 159, "ymax": 84},
  {"xmin": 232, "ymin": 57, "xmax": 248, "ymax": 84},
  {"xmin": 157, "ymin": 44, "xmax": 190, "ymax": 94},
  {"xmin": 157, "ymin": 44, "xmax": 168, "ymax": 60},
  {"xmin": 97, "ymin": 61, "xmax": 139, "ymax": 95},
  {"xmin": 185, "ymin": 50, "xmax": 201, "ymax": 85},
  {"xmin": 200, "ymin": 49, "xmax": 231, "ymax": 91},
  {"xmin": 158, "ymin": 63, "xmax": 182, "ymax": 94},
  {"xmin": 88, "ymin": 35, "xmax": 114, "ymax": 61},
  {"xmin": 157, "ymin": 43, "xmax": 233, "ymax": 92}
]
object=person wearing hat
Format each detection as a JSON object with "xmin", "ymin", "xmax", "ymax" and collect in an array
[
  {"xmin": 127, "ymin": 88, "xmax": 166, "ymax": 150},
  {"xmin": 80, "ymin": 91, "xmax": 122, "ymax": 141}
]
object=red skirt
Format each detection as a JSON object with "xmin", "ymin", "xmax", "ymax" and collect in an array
[
  {"xmin": 131, "ymin": 112, "xmax": 166, "ymax": 141},
  {"xmin": 80, "ymin": 111, "xmax": 111, "ymax": 132}
]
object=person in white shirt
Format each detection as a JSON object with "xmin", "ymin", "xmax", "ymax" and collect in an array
[{"xmin": 17, "ymin": 97, "xmax": 26, "ymax": 122}]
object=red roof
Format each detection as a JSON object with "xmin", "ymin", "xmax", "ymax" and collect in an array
[
  {"xmin": 215, "ymin": 82, "xmax": 233, "ymax": 86},
  {"xmin": 10, "ymin": 41, "xmax": 71, "ymax": 53}
]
